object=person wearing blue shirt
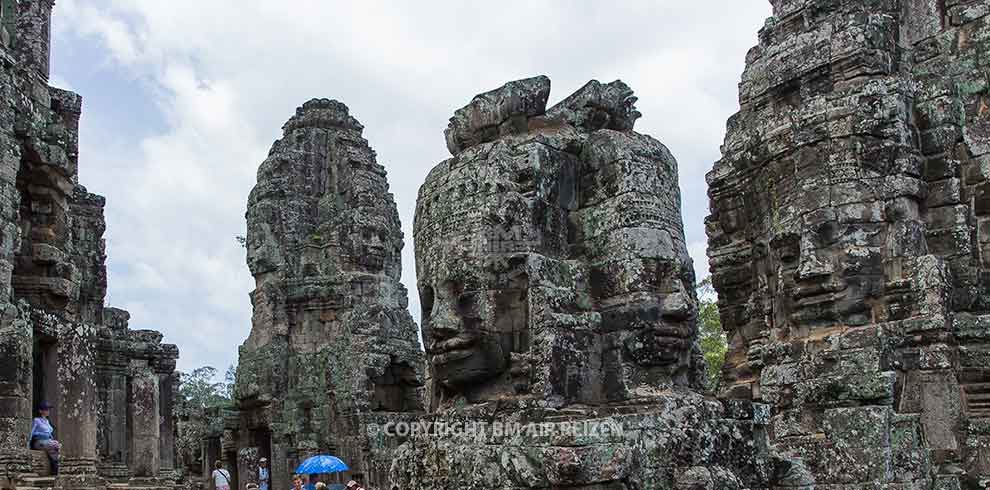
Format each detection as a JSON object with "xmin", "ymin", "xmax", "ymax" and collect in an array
[
  {"xmin": 258, "ymin": 458, "xmax": 270, "ymax": 490},
  {"xmin": 29, "ymin": 401, "xmax": 60, "ymax": 475}
]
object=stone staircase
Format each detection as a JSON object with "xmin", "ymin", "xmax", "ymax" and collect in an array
[
  {"xmin": 962, "ymin": 373, "xmax": 990, "ymax": 418},
  {"xmin": 15, "ymin": 476, "xmax": 55, "ymax": 490}
]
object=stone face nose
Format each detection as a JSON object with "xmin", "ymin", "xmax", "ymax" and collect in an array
[
  {"xmin": 426, "ymin": 296, "xmax": 465, "ymax": 344},
  {"xmin": 661, "ymin": 291, "xmax": 692, "ymax": 321}
]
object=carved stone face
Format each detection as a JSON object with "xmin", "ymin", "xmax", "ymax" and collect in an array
[
  {"xmin": 417, "ymin": 77, "xmax": 705, "ymax": 402},
  {"xmin": 246, "ymin": 218, "xmax": 282, "ymax": 277},
  {"xmin": 420, "ymin": 279, "xmax": 510, "ymax": 389},
  {"xmin": 612, "ymin": 255, "xmax": 699, "ymax": 374},
  {"xmin": 342, "ymin": 210, "xmax": 395, "ymax": 273}
]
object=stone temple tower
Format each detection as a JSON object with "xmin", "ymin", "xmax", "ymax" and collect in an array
[{"xmin": 231, "ymin": 99, "xmax": 425, "ymax": 487}]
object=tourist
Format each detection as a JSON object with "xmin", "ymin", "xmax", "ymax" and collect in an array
[
  {"xmin": 303, "ymin": 475, "xmax": 316, "ymax": 490},
  {"xmin": 258, "ymin": 458, "xmax": 270, "ymax": 490},
  {"xmin": 29, "ymin": 402, "xmax": 60, "ymax": 475},
  {"xmin": 291, "ymin": 475, "xmax": 304, "ymax": 490},
  {"xmin": 314, "ymin": 483, "xmax": 326, "ymax": 490},
  {"xmin": 212, "ymin": 461, "xmax": 232, "ymax": 490}
]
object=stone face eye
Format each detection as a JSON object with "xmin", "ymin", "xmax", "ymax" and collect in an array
[
  {"xmin": 456, "ymin": 293, "xmax": 477, "ymax": 316},
  {"xmin": 421, "ymin": 285, "xmax": 435, "ymax": 321}
]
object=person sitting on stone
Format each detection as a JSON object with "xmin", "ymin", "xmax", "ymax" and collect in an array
[{"xmin": 28, "ymin": 401, "xmax": 59, "ymax": 475}]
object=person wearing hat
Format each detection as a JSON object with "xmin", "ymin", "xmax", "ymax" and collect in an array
[
  {"xmin": 29, "ymin": 401, "xmax": 60, "ymax": 475},
  {"xmin": 258, "ymin": 458, "xmax": 270, "ymax": 490}
]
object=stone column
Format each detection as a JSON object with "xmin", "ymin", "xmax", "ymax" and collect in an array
[
  {"xmin": 55, "ymin": 322, "xmax": 101, "ymax": 489},
  {"xmin": 128, "ymin": 360, "xmax": 160, "ymax": 479},
  {"xmin": 95, "ymin": 348, "xmax": 129, "ymax": 479},
  {"xmin": 237, "ymin": 447, "xmax": 259, "ymax": 490},
  {"xmin": 0, "ymin": 304, "xmax": 32, "ymax": 476},
  {"xmin": 156, "ymin": 369, "xmax": 176, "ymax": 481},
  {"xmin": 13, "ymin": 0, "xmax": 53, "ymax": 80}
]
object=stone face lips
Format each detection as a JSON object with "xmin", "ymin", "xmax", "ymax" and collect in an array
[
  {"xmin": 235, "ymin": 98, "xmax": 424, "ymax": 486},
  {"xmin": 707, "ymin": 0, "xmax": 990, "ymax": 486}
]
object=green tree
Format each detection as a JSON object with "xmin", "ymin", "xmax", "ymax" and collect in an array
[
  {"xmin": 697, "ymin": 277, "xmax": 727, "ymax": 394},
  {"xmin": 174, "ymin": 365, "xmax": 236, "ymax": 477}
]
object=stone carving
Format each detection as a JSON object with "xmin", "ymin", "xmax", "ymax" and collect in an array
[
  {"xmin": 0, "ymin": 3, "xmax": 180, "ymax": 490},
  {"xmin": 231, "ymin": 98, "xmax": 425, "ymax": 487},
  {"xmin": 389, "ymin": 76, "xmax": 773, "ymax": 489},
  {"xmin": 707, "ymin": 0, "xmax": 990, "ymax": 487},
  {"xmin": 417, "ymin": 76, "xmax": 705, "ymax": 409}
]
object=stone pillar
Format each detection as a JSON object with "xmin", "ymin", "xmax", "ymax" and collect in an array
[
  {"xmin": 128, "ymin": 360, "xmax": 160, "ymax": 478},
  {"xmin": 0, "ymin": 304, "xmax": 32, "ymax": 476},
  {"xmin": 237, "ymin": 447, "xmax": 259, "ymax": 490},
  {"xmin": 55, "ymin": 322, "xmax": 101, "ymax": 489},
  {"xmin": 13, "ymin": 0, "xmax": 53, "ymax": 80},
  {"xmin": 95, "ymin": 360, "xmax": 128, "ymax": 479},
  {"xmin": 271, "ymin": 443, "xmax": 291, "ymax": 490},
  {"xmin": 157, "ymin": 369, "xmax": 176, "ymax": 481}
]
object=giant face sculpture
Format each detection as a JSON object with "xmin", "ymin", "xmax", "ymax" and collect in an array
[
  {"xmin": 416, "ymin": 151, "xmax": 540, "ymax": 395},
  {"xmin": 415, "ymin": 76, "xmax": 705, "ymax": 406},
  {"xmin": 420, "ymin": 276, "xmax": 511, "ymax": 390}
]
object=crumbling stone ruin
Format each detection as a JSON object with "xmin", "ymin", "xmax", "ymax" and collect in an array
[
  {"xmin": 0, "ymin": 2, "xmax": 180, "ymax": 490},
  {"xmin": 707, "ymin": 0, "xmax": 990, "ymax": 487},
  {"xmin": 226, "ymin": 99, "xmax": 425, "ymax": 487}
]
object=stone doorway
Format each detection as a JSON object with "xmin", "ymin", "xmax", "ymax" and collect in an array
[{"xmin": 31, "ymin": 336, "xmax": 58, "ymax": 427}]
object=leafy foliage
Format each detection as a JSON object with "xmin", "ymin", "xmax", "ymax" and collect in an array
[
  {"xmin": 697, "ymin": 277, "xmax": 727, "ymax": 394},
  {"xmin": 175, "ymin": 366, "xmax": 236, "ymax": 477}
]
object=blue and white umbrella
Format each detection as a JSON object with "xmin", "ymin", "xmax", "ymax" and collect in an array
[{"xmin": 295, "ymin": 455, "xmax": 349, "ymax": 475}]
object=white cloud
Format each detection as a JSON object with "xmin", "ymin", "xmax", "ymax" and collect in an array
[{"xmin": 51, "ymin": 0, "xmax": 771, "ymax": 372}]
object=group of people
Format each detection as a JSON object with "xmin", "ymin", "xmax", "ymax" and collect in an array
[
  {"xmin": 211, "ymin": 459, "xmax": 365, "ymax": 490},
  {"xmin": 212, "ymin": 459, "xmax": 271, "ymax": 490}
]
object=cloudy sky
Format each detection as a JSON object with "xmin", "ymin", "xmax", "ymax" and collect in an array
[{"xmin": 50, "ymin": 0, "xmax": 772, "ymax": 374}]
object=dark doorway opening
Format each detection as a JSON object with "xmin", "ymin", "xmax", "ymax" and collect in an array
[{"xmin": 31, "ymin": 336, "xmax": 58, "ymax": 427}]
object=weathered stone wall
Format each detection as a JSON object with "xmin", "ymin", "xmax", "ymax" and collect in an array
[
  {"xmin": 707, "ymin": 0, "xmax": 990, "ymax": 486},
  {"xmin": 0, "ymin": 2, "xmax": 181, "ymax": 489},
  {"xmin": 234, "ymin": 99, "xmax": 424, "ymax": 488}
]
